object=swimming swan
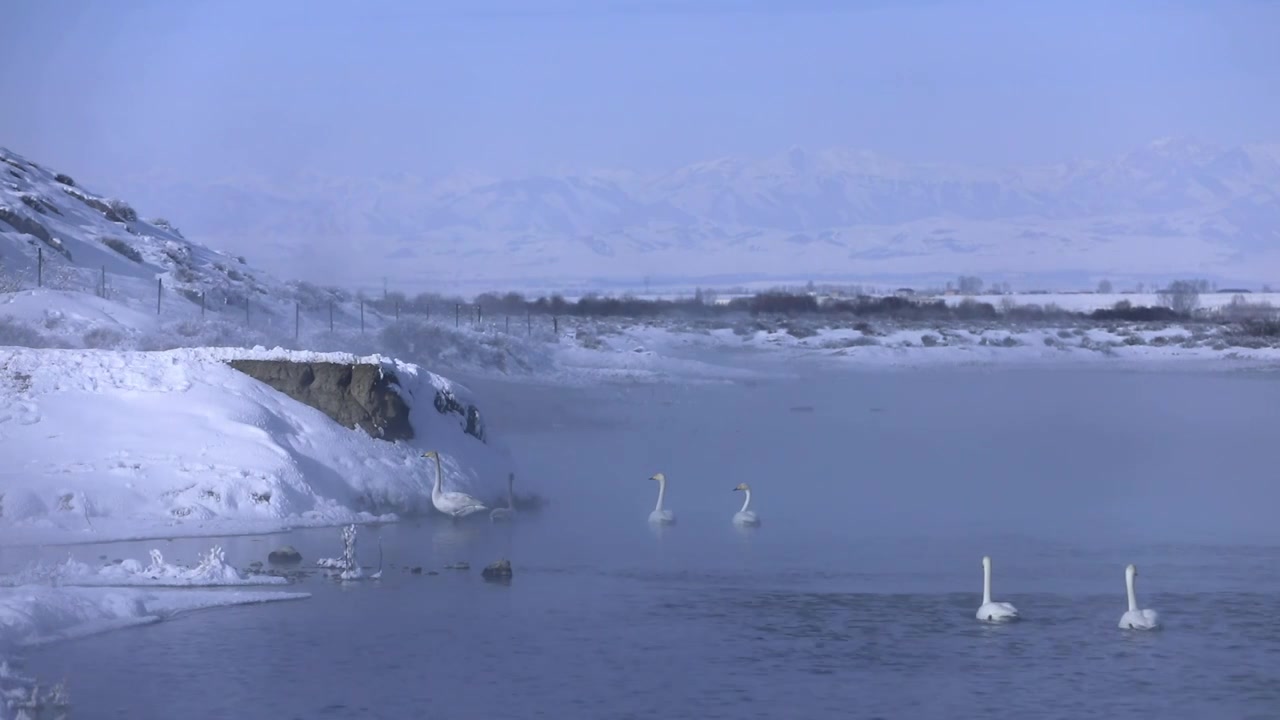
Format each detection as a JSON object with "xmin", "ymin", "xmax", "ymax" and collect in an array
[
  {"xmin": 648, "ymin": 472, "xmax": 675, "ymax": 525},
  {"xmin": 423, "ymin": 451, "xmax": 488, "ymax": 518},
  {"xmin": 731, "ymin": 483, "xmax": 761, "ymax": 526},
  {"xmin": 976, "ymin": 555, "xmax": 1020, "ymax": 622},
  {"xmin": 490, "ymin": 472, "xmax": 516, "ymax": 521},
  {"xmin": 1119, "ymin": 563, "xmax": 1160, "ymax": 630}
]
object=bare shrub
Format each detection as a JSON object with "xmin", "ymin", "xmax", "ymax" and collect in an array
[
  {"xmin": 785, "ymin": 324, "xmax": 818, "ymax": 339},
  {"xmin": 103, "ymin": 237, "xmax": 142, "ymax": 263},
  {"xmin": 920, "ymin": 333, "xmax": 940, "ymax": 347},
  {"xmin": 83, "ymin": 326, "xmax": 127, "ymax": 349},
  {"xmin": 1156, "ymin": 279, "xmax": 1206, "ymax": 315}
]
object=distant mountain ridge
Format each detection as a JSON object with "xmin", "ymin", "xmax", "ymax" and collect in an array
[{"xmin": 69, "ymin": 138, "xmax": 1280, "ymax": 292}]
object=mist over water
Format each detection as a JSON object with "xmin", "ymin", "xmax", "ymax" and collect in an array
[{"xmin": 23, "ymin": 363, "xmax": 1280, "ymax": 718}]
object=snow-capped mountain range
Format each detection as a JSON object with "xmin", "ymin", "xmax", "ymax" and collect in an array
[{"xmin": 12, "ymin": 137, "xmax": 1280, "ymax": 296}]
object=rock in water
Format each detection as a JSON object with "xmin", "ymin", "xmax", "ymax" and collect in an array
[
  {"xmin": 481, "ymin": 559, "xmax": 513, "ymax": 582},
  {"xmin": 267, "ymin": 546, "xmax": 303, "ymax": 564}
]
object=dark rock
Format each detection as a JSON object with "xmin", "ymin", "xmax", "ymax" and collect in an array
[
  {"xmin": 267, "ymin": 546, "xmax": 303, "ymax": 564},
  {"xmin": 226, "ymin": 360, "xmax": 414, "ymax": 441},
  {"xmin": 409, "ymin": 566, "xmax": 423, "ymax": 574},
  {"xmin": 481, "ymin": 559, "xmax": 513, "ymax": 582},
  {"xmin": 434, "ymin": 388, "xmax": 486, "ymax": 442},
  {"xmin": 427, "ymin": 571, "xmax": 439, "ymax": 576}
]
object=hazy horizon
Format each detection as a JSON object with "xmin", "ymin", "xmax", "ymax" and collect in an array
[{"xmin": 3, "ymin": 0, "xmax": 1280, "ymax": 291}]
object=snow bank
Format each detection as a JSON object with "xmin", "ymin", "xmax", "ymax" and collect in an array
[
  {"xmin": 0, "ymin": 345, "xmax": 514, "ymax": 545},
  {"xmin": 0, "ymin": 584, "xmax": 307, "ymax": 651},
  {"xmin": 549, "ymin": 319, "xmax": 1280, "ymax": 376}
]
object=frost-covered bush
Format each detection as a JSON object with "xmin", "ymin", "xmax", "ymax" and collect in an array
[
  {"xmin": 378, "ymin": 317, "xmax": 551, "ymax": 375},
  {"xmin": 106, "ymin": 199, "xmax": 138, "ymax": 222},
  {"xmin": 82, "ymin": 326, "xmax": 127, "ymax": 349},
  {"xmin": 0, "ymin": 317, "xmax": 62, "ymax": 348},
  {"xmin": 1, "ymin": 662, "xmax": 71, "ymax": 720},
  {"xmin": 317, "ymin": 524, "xmax": 369, "ymax": 581},
  {"xmin": 920, "ymin": 333, "xmax": 940, "ymax": 347}
]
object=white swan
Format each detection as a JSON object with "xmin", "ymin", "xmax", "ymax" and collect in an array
[
  {"xmin": 1119, "ymin": 563, "xmax": 1160, "ymax": 630},
  {"xmin": 423, "ymin": 451, "xmax": 487, "ymax": 519},
  {"xmin": 490, "ymin": 472, "xmax": 516, "ymax": 521},
  {"xmin": 648, "ymin": 472, "xmax": 675, "ymax": 525},
  {"xmin": 731, "ymin": 483, "xmax": 760, "ymax": 526},
  {"xmin": 976, "ymin": 555, "xmax": 1020, "ymax": 622}
]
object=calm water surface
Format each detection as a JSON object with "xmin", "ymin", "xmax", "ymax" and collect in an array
[{"xmin": 20, "ymin": 366, "xmax": 1280, "ymax": 719}]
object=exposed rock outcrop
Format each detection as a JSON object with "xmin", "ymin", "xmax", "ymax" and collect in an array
[{"xmin": 227, "ymin": 360, "xmax": 414, "ymax": 441}]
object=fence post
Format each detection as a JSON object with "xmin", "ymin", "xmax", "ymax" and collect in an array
[
  {"xmin": 201, "ymin": 291, "xmax": 206, "ymax": 318},
  {"xmin": 329, "ymin": 301, "xmax": 334, "ymax": 332},
  {"xmin": 157, "ymin": 278, "xmax": 162, "ymax": 314},
  {"xmin": 455, "ymin": 304, "xmax": 460, "ymax": 328},
  {"xmin": 553, "ymin": 315, "xmax": 558, "ymax": 334},
  {"xmin": 295, "ymin": 302, "xmax": 300, "ymax": 341},
  {"xmin": 245, "ymin": 297, "xmax": 250, "ymax": 325},
  {"xmin": 37, "ymin": 247, "xmax": 42, "ymax": 288},
  {"xmin": 477, "ymin": 305, "xmax": 482, "ymax": 326},
  {"xmin": 505, "ymin": 315, "xmax": 509, "ymax": 333},
  {"xmin": 360, "ymin": 299, "xmax": 365, "ymax": 334},
  {"xmin": 395, "ymin": 300, "xmax": 400, "ymax": 320},
  {"xmin": 100, "ymin": 266, "xmax": 106, "ymax": 298}
]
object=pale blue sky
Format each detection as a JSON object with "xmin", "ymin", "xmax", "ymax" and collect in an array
[{"xmin": 2, "ymin": 0, "xmax": 1277, "ymax": 186}]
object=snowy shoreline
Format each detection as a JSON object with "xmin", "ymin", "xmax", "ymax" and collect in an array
[{"xmin": 0, "ymin": 344, "xmax": 513, "ymax": 549}]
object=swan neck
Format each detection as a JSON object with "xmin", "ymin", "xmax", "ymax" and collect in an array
[
  {"xmin": 432, "ymin": 456, "xmax": 443, "ymax": 493},
  {"xmin": 982, "ymin": 562, "xmax": 992, "ymax": 605},
  {"xmin": 740, "ymin": 489, "xmax": 752, "ymax": 513},
  {"xmin": 654, "ymin": 477, "xmax": 667, "ymax": 511},
  {"xmin": 1126, "ymin": 572, "xmax": 1138, "ymax": 612}
]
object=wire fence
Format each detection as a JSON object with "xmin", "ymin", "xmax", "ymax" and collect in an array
[{"xmin": 1, "ymin": 247, "xmax": 569, "ymax": 340}]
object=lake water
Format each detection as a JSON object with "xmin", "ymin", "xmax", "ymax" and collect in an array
[{"xmin": 20, "ymin": 365, "xmax": 1280, "ymax": 719}]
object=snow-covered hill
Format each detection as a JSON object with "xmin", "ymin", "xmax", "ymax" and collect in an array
[
  {"xmin": 0, "ymin": 147, "xmax": 291, "ymax": 317},
  {"xmin": 111, "ymin": 138, "xmax": 1280, "ymax": 292},
  {"xmin": 0, "ymin": 346, "xmax": 513, "ymax": 546}
]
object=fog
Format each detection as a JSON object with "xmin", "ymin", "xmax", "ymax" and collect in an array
[
  {"xmin": 467, "ymin": 364, "xmax": 1280, "ymax": 550},
  {"xmin": 4, "ymin": 1, "xmax": 1279, "ymax": 290}
]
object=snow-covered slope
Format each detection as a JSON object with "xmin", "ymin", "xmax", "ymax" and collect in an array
[
  {"xmin": 112, "ymin": 138, "xmax": 1280, "ymax": 292},
  {"xmin": 0, "ymin": 146, "xmax": 288, "ymax": 319},
  {"xmin": 0, "ymin": 346, "xmax": 513, "ymax": 545},
  {"xmin": 0, "ymin": 144, "xmax": 561, "ymax": 379}
]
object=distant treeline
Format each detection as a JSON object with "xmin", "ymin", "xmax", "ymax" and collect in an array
[{"xmin": 358, "ymin": 289, "xmax": 1215, "ymax": 324}]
